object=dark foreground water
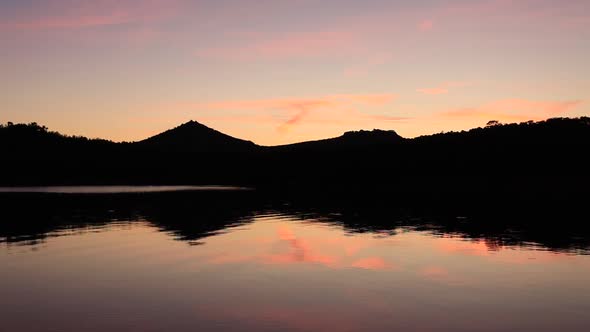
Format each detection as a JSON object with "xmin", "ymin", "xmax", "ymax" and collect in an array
[{"xmin": 1, "ymin": 189, "xmax": 590, "ymax": 332}]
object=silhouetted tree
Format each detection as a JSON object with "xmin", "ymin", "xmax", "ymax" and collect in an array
[{"xmin": 486, "ymin": 120, "xmax": 501, "ymax": 127}]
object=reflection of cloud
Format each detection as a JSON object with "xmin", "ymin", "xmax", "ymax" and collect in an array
[
  {"xmin": 196, "ymin": 304, "xmax": 356, "ymax": 332},
  {"xmin": 420, "ymin": 266, "xmax": 449, "ymax": 278},
  {"xmin": 351, "ymin": 257, "xmax": 391, "ymax": 270},
  {"xmin": 267, "ymin": 226, "xmax": 399, "ymax": 270},
  {"xmin": 207, "ymin": 254, "xmax": 253, "ymax": 265},
  {"xmin": 437, "ymin": 238, "xmax": 491, "ymax": 257},
  {"xmin": 277, "ymin": 226, "xmax": 296, "ymax": 241},
  {"xmin": 204, "ymin": 224, "xmax": 397, "ymax": 271},
  {"xmin": 266, "ymin": 226, "xmax": 337, "ymax": 266},
  {"xmin": 417, "ymin": 265, "xmax": 470, "ymax": 286},
  {"xmin": 491, "ymin": 252, "xmax": 577, "ymax": 265},
  {"xmin": 433, "ymin": 235, "xmax": 580, "ymax": 267}
]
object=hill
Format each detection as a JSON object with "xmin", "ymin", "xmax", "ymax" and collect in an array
[
  {"xmin": 1, "ymin": 117, "xmax": 589, "ymax": 204},
  {"xmin": 136, "ymin": 120, "xmax": 258, "ymax": 153},
  {"xmin": 269, "ymin": 129, "xmax": 404, "ymax": 152}
]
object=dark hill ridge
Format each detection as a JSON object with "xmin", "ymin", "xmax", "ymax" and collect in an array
[
  {"xmin": 1, "ymin": 117, "xmax": 589, "ymax": 202},
  {"xmin": 137, "ymin": 120, "xmax": 258, "ymax": 152},
  {"xmin": 136, "ymin": 120, "xmax": 405, "ymax": 152},
  {"xmin": 271, "ymin": 129, "xmax": 404, "ymax": 151},
  {"xmin": 1, "ymin": 117, "xmax": 589, "ymax": 153}
]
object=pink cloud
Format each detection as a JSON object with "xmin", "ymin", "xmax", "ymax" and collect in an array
[
  {"xmin": 7, "ymin": 13, "xmax": 133, "ymax": 30},
  {"xmin": 435, "ymin": 0, "xmax": 590, "ymax": 33},
  {"xmin": 337, "ymin": 94, "xmax": 396, "ymax": 105},
  {"xmin": 2, "ymin": 0, "xmax": 181, "ymax": 31},
  {"xmin": 197, "ymin": 93, "xmax": 400, "ymax": 131},
  {"xmin": 343, "ymin": 52, "xmax": 393, "ymax": 77},
  {"xmin": 417, "ymin": 81, "xmax": 470, "ymax": 95},
  {"xmin": 367, "ymin": 114, "xmax": 409, "ymax": 122},
  {"xmin": 418, "ymin": 19, "xmax": 434, "ymax": 31},
  {"xmin": 416, "ymin": 87, "xmax": 449, "ymax": 95},
  {"xmin": 204, "ymin": 97, "xmax": 335, "ymax": 111},
  {"xmin": 196, "ymin": 30, "xmax": 358, "ymax": 61}
]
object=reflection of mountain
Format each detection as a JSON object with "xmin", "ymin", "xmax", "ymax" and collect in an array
[
  {"xmin": 0, "ymin": 192, "xmax": 258, "ymax": 246},
  {"xmin": 2, "ymin": 192, "xmax": 589, "ymax": 254},
  {"xmin": 306, "ymin": 206, "xmax": 590, "ymax": 255}
]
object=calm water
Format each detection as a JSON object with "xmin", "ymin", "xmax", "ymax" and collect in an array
[
  {"xmin": 1, "ymin": 191, "xmax": 590, "ymax": 331},
  {"xmin": 0, "ymin": 185, "xmax": 249, "ymax": 194}
]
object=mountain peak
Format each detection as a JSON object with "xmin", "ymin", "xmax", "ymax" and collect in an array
[
  {"xmin": 138, "ymin": 120, "xmax": 257, "ymax": 152},
  {"xmin": 176, "ymin": 120, "xmax": 209, "ymax": 129},
  {"xmin": 181, "ymin": 119, "xmax": 202, "ymax": 126}
]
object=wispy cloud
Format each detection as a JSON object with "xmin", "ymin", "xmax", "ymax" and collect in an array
[
  {"xmin": 1, "ymin": 0, "xmax": 181, "ymax": 31},
  {"xmin": 436, "ymin": 0, "xmax": 590, "ymax": 31},
  {"xmin": 343, "ymin": 52, "xmax": 393, "ymax": 77},
  {"xmin": 439, "ymin": 99, "xmax": 582, "ymax": 122},
  {"xmin": 418, "ymin": 19, "xmax": 434, "ymax": 31},
  {"xmin": 417, "ymin": 81, "xmax": 470, "ymax": 95},
  {"xmin": 197, "ymin": 93, "xmax": 401, "ymax": 132},
  {"xmin": 6, "ymin": 13, "xmax": 133, "ymax": 30},
  {"xmin": 416, "ymin": 87, "xmax": 449, "ymax": 95},
  {"xmin": 196, "ymin": 30, "xmax": 358, "ymax": 61}
]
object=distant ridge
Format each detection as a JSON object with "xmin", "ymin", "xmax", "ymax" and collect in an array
[
  {"xmin": 272, "ymin": 129, "xmax": 404, "ymax": 151},
  {"xmin": 137, "ymin": 120, "xmax": 258, "ymax": 152},
  {"xmin": 1, "ymin": 117, "xmax": 589, "ymax": 198}
]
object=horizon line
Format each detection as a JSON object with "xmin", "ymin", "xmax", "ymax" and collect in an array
[{"xmin": 2, "ymin": 116, "xmax": 589, "ymax": 147}]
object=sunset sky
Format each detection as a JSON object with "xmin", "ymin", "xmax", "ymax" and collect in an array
[{"xmin": 1, "ymin": 0, "xmax": 589, "ymax": 145}]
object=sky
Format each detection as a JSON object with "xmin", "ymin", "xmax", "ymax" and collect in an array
[{"xmin": 1, "ymin": 0, "xmax": 589, "ymax": 145}]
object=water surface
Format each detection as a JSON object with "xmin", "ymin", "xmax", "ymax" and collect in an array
[
  {"xmin": 0, "ymin": 185, "xmax": 249, "ymax": 194},
  {"xmin": 1, "ymin": 192, "xmax": 589, "ymax": 331}
]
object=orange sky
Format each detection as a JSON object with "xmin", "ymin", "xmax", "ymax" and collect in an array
[{"xmin": 1, "ymin": 0, "xmax": 589, "ymax": 144}]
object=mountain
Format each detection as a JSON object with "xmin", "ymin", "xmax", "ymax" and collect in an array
[
  {"xmin": 1, "ymin": 117, "xmax": 589, "ymax": 202},
  {"xmin": 136, "ymin": 120, "xmax": 258, "ymax": 153},
  {"xmin": 270, "ymin": 129, "xmax": 404, "ymax": 152}
]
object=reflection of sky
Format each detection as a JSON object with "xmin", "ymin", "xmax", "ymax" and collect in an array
[
  {"xmin": 1, "ymin": 0, "xmax": 589, "ymax": 145},
  {"xmin": 2, "ymin": 215, "xmax": 590, "ymax": 331}
]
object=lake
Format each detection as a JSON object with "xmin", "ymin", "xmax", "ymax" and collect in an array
[
  {"xmin": 0, "ymin": 185, "xmax": 250, "ymax": 194},
  {"xmin": 1, "ymin": 189, "xmax": 590, "ymax": 331}
]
